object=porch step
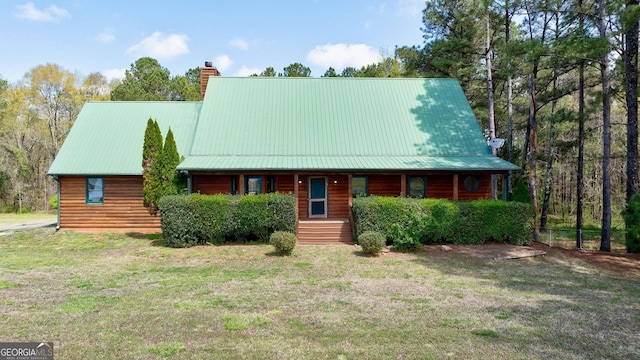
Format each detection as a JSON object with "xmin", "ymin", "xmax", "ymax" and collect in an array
[{"xmin": 297, "ymin": 219, "xmax": 353, "ymax": 244}]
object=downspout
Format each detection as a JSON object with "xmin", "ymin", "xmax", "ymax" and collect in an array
[
  {"xmin": 53, "ymin": 176, "xmax": 60, "ymax": 231},
  {"xmin": 503, "ymin": 172, "xmax": 509, "ymax": 201}
]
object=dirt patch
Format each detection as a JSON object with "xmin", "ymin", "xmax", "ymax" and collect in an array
[
  {"xmin": 550, "ymin": 244, "xmax": 640, "ymax": 279},
  {"xmin": 417, "ymin": 242, "xmax": 546, "ymax": 261},
  {"xmin": 417, "ymin": 242, "xmax": 640, "ymax": 279}
]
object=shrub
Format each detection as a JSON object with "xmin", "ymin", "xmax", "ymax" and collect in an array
[
  {"xmin": 509, "ymin": 178, "xmax": 532, "ymax": 204},
  {"xmin": 358, "ymin": 231, "xmax": 386, "ymax": 256},
  {"xmin": 232, "ymin": 195, "xmax": 272, "ymax": 241},
  {"xmin": 352, "ymin": 196, "xmax": 534, "ymax": 247},
  {"xmin": 159, "ymin": 193, "xmax": 297, "ymax": 247},
  {"xmin": 1, "ymin": 205, "xmax": 16, "ymax": 213},
  {"xmin": 624, "ymin": 193, "xmax": 640, "ymax": 253},
  {"xmin": 270, "ymin": 231, "xmax": 297, "ymax": 256},
  {"xmin": 191, "ymin": 194, "xmax": 229, "ymax": 245},
  {"xmin": 421, "ymin": 199, "xmax": 458, "ymax": 242},
  {"xmin": 48, "ymin": 194, "xmax": 58, "ymax": 210},
  {"xmin": 390, "ymin": 212, "xmax": 423, "ymax": 252},
  {"xmin": 267, "ymin": 194, "xmax": 297, "ymax": 233},
  {"xmin": 158, "ymin": 195, "xmax": 200, "ymax": 248},
  {"xmin": 352, "ymin": 196, "xmax": 414, "ymax": 240}
]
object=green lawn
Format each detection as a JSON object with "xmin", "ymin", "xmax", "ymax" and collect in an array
[
  {"xmin": 0, "ymin": 212, "xmax": 56, "ymax": 227},
  {"xmin": 1, "ymin": 228, "xmax": 639, "ymax": 359}
]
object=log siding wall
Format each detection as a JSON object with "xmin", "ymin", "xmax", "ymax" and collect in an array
[
  {"xmin": 193, "ymin": 175, "xmax": 233, "ymax": 194},
  {"xmin": 57, "ymin": 172, "xmax": 495, "ymax": 232},
  {"xmin": 457, "ymin": 173, "xmax": 492, "ymax": 200},
  {"xmin": 59, "ymin": 176, "xmax": 160, "ymax": 233},
  {"xmin": 191, "ymin": 172, "xmax": 494, "ymax": 220}
]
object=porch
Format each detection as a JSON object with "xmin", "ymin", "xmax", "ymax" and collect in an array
[{"xmin": 188, "ymin": 172, "xmax": 499, "ymax": 243}]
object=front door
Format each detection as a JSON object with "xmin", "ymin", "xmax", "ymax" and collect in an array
[{"xmin": 308, "ymin": 177, "xmax": 327, "ymax": 218}]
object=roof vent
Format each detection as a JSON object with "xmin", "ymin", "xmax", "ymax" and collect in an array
[{"xmin": 204, "ymin": 61, "xmax": 213, "ymax": 67}]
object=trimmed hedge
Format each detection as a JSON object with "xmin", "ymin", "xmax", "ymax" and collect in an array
[
  {"xmin": 158, "ymin": 193, "xmax": 297, "ymax": 248},
  {"xmin": 270, "ymin": 231, "xmax": 297, "ymax": 256},
  {"xmin": 352, "ymin": 197, "xmax": 534, "ymax": 248},
  {"xmin": 358, "ymin": 231, "xmax": 386, "ymax": 256}
]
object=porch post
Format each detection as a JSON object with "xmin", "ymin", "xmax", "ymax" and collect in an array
[
  {"xmin": 453, "ymin": 174, "xmax": 459, "ymax": 201},
  {"xmin": 294, "ymin": 174, "xmax": 299, "ymax": 221},
  {"xmin": 503, "ymin": 174, "xmax": 508, "ymax": 201},
  {"xmin": 400, "ymin": 174, "xmax": 406, "ymax": 197},
  {"xmin": 239, "ymin": 174, "xmax": 245, "ymax": 195},
  {"xmin": 348, "ymin": 174, "xmax": 353, "ymax": 207}
]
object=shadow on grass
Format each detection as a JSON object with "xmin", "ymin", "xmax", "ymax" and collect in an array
[
  {"xmin": 406, "ymin": 246, "xmax": 640, "ymax": 359},
  {"xmin": 264, "ymin": 251, "xmax": 288, "ymax": 257},
  {"xmin": 126, "ymin": 232, "xmax": 166, "ymax": 247}
]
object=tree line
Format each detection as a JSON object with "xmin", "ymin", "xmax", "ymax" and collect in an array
[
  {"xmin": 406, "ymin": 0, "xmax": 639, "ymax": 252},
  {"xmin": 1, "ymin": 0, "xmax": 638, "ymax": 252}
]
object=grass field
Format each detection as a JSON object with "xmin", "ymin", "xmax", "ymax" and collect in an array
[
  {"xmin": 1, "ymin": 228, "xmax": 639, "ymax": 359},
  {"xmin": 0, "ymin": 212, "xmax": 56, "ymax": 227}
]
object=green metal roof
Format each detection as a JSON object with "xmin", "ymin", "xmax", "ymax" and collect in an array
[
  {"xmin": 178, "ymin": 155, "xmax": 520, "ymax": 172},
  {"xmin": 48, "ymin": 78, "xmax": 520, "ymax": 176},
  {"xmin": 179, "ymin": 77, "xmax": 519, "ymax": 171},
  {"xmin": 47, "ymin": 101, "xmax": 201, "ymax": 176}
]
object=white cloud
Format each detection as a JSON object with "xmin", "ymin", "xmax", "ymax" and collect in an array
[
  {"xmin": 14, "ymin": 2, "xmax": 70, "ymax": 22},
  {"xmin": 102, "ymin": 68, "xmax": 126, "ymax": 81},
  {"xmin": 214, "ymin": 55, "xmax": 233, "ymax": 72},
  {"xmin": 235, "ymin": 66, "xmax": 262, "ymax": 77},
  {"xmin": 126, "ymin": 32, "xmax": 189, "ymax": 60},
  {"xmin": 96, "ymin": 28, "xmax": 115, "ymax": 43},
  {"xmin": 306, "ymin": 44, "xmax": 380, "ymax": 71},
  {"xmin": 229, "ymin": 38, "xmax": 249, "ymax": 50}
]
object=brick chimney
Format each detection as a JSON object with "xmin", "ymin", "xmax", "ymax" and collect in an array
[{"xmin": 200, "ymin": 61, "xmax": 220, "ymax": 100}]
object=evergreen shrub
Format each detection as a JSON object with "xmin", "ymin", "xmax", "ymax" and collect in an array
[
  {"xmin": 191, "ymin": 194, "xmax": 229, "ymax": 245},
  {"xmin": 269, "ymin": 231, "xmax": 297, "ymax": 256},
  {"xmin": 267, "ymin": 194, "xmax": 297, "ymax": 233},
  {"xmin": 231, "ymin": 195, "xmax": 271, "ymax": 241},
  {"xmin": 158, "ymin": 195, "xmax": 200, "ymax": 248},
  {"xmin": 509, "ymin": 178, "xmax": 532, "ymax": 204},
  {"xmin": 352, "ymin": 196, "xmax": 533, "ymax": 247},
  {"xmin": 159, "ymin": 193, "xmax": 297, "ymax": 248},
  {"xmin": 48, "ymin": 194, "xmax": 58, "ymax": 210},
  {"xmin": 358, "ymin": 231, "xmax": 386, "ymax": 256}
]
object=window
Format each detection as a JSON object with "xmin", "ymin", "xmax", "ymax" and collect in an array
[
  {"xmin": 463, "ymin": 176, "xmax": 481, "ymax": 192},
  {"xmin": 245, "ymin": 176, "xmax": 262, "ymax": 195},
  {"xmin": 266, "ymin": 176, "xmax": 276, "ymax": 193},
  {"xmin": 230, "ymin": 176, "xmax": 238, "ymax": 195},
  {"xmin": 408, "ymin": 176, "xmax": 426, "ymax": 198},
  {"xmin": 86, "ymin": 177, "xmax": 104, "ymax": 204},
  {"xmin": 352, "ymin": 176, "xmax": 368, "ymax": 197}
]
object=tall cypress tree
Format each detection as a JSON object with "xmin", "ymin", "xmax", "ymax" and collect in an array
[
  {"xmin": 160, "ymin": 128, "xmax": 181, "ymax": 196},
  {"xmin": 142, "ymin": 118, "xmax": 163, "ymax": 214}
]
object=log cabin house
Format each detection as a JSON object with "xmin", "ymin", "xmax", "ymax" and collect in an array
[{"xmin": 47, "ymin": 63, "xmax": 520, "ymax": 243}]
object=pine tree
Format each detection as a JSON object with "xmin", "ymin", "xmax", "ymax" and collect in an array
[{"xmin": 624, "ymin": 193, "xmax": 640, "ymax": 253}]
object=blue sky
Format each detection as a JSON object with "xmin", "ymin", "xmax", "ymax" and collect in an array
[{"xmin": 1, "ymin": 0, "xmax": 426, "ymax": 83}]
